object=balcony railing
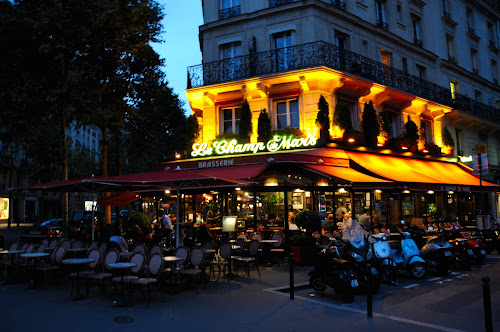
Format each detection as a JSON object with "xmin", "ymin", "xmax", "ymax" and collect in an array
[
  {"xmin": 187, "ymin": 41, "xmax": 499, "ymax": 123},
  {"xmin": 413, "ymin": 38, "xmax": 422, "ymax": 47},
  {"xmin": 219, "ymin": 6, "xmax": 241, "ymax": 20},
  {"xmin": 269, "ymin": 0, "xmax": 295, "ymax": 7},
  {"xmin": 331, "ymin": 0, "xmax": 346, "ymax": 10}
]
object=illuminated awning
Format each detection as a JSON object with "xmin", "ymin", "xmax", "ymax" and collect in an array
[
  {"xmin": 346, "ymin": 151, "xmax": 498, "ymax": 191},
  {"xmin": 268, "ymin": 89, "xmax": 301, "ymax": 100},
  {"xmin": 304, "ymin": 164, "xmax": 394, "ymax": 189}
]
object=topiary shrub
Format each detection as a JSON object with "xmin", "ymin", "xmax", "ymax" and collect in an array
[
  {"xmin": 257, "ymin": 108, "xmax": 272, "ymax": 142},
  {"xmin": 295, "ymin": 210, "xmax": 322, "ymax": 236},
  {"xmin": 124, "ymin": 212, "xmax": 150, "ymax": 234}
]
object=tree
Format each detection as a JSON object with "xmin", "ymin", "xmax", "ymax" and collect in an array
[
  {"xmin": 361, "ymin": 101, "xmax": 380, "ymax": 147},
  {"xmin": 404, "ymin": 117, "xmax": 419, "ymax": 150},
  {"xmin": 378, "ymin": 110, "xmax": 391, "ymax": 139},
  {"xmin": 257, "ymin": 108, "xmax": 272, "ymax": 142},
  {"xmin": 334, "ymin": 100, "xmax": 352, "ymax": 132},
  {"xmin": 239, "ymin": 99, "xmax": 252, "ymax": 142},
  {"xmin": 186, "ymin": 114, "xmax": 201, "ymax": 151},
  {"xmin": 442, "ymin": 126, "xmax": 455, "ymax": 148},
  {"xmin": 316, "ymin": 96, "xmax": 330, "ymax": 142}
]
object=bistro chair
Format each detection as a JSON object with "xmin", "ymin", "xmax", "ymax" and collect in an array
[
  {"xmin": 251, "ymin": 232, "xmax": 264, "ymax": 242},
  {"xmin": 164, "ymin": 246, "xmax": 189, "ymax": 293},
  {"xmin": 148, "ymin": 244, "xmax": 162, "ymax": 258},
  {"xmin": 48, "ymin": 239, "xmax": 58, "ymax": 249},
  {"xmin": 130, "ymin": 253, "xmax": 165, "ymax": 305},
  {"xmin": 234, "ymin": 240, "xmax": 261, "ymax": 278},
  {"xmin": 71, "ymin": 240, "xmax": 83, "ymax": 249},
  {"xmin": 132, "ymin": 243, "xmax": 146, "ymax": 254},
  {"xmin": 36, "ymin": 245, "xmax": 67, "ymax": 289},
  {"xmin": 86, "ymin": 249, "xmax": 119, "ymax": 299},
  {"xmin": 179, "ymin": 248, "xmax": 206, "ymax": 289},
  {"xmin": 111, "ymin": 251, "xmax": 146, "ymax": 303},
  {"xmin": 88, "ymin": 241, "xmax": 99, "ymax": 250},
  {"xmin": 269, "ymin": 232, "xmax": 285, "ymax": 266},
  {"xmin": 209, "ymin": 242, "xmax": 231, "ymax": 281}
]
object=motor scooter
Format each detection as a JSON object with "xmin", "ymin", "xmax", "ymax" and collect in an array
[
  {"xmin": 309, "ymin": 245, "xmax": 360, "ymax": 303},
  {"xmin": 419, "ymin": 234, "xmax": 454, "ymax": 275},
  {"xmin": 390, "ymin": 232, "xmax": 427, "ymax": 279},
  {"xmin": 372, "ymin": 233, "xmax": 397, "ymax": 284}
]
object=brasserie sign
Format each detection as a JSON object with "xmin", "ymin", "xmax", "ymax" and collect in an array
[{"xmin": 191, "ymin": 135, "xmax": 317, "ymax": 158}]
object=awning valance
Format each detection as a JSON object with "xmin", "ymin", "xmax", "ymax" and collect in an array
[
  {"xmin": 304, "ymin": 164, "xmax": 394, "ymax": 189},
  {"xmin": 97, "ymin": 192, "xmax": 139, "ymax": 207}
]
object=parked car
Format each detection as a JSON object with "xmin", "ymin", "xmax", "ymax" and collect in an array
[{"xmin": 23, "ymin": 218, "xmax": 63, "ymax": 239}]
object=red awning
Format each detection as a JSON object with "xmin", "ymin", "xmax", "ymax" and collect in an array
[
  {"xmin": 268, "ymin": 89, "xmax": 301, "ymax": 100},
  {"xmin": 197, "ymin": 163, "xmax": 268, "ymax": 180},
  {"xmin": 97, "ymin": 192, "xmax": 139, "ymax": 207}
]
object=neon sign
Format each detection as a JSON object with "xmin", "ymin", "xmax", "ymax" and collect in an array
[{"xmin": 191, "ymin": 135, "xmax": 318, "ymax": 158}]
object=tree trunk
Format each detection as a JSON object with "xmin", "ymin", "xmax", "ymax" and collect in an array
[
  {"xmin": 101, "ymin": 126, "xmax": 111, "ymax": 225},
  {"xmin": 61, "ymin": 107, "xmax": 69, "ymax": 237}
]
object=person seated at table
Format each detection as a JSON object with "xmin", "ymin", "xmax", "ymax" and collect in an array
[
  {"xmin": 110, "ymin": 234, "xmax": 128, "ymax": 252},
  {"xmin": 195, "ymin": 225, "xmax": 215, "ymax": 245},
  {"xmin": 288, "ymin": 212, "xmax": 299, "ymax": 231}
]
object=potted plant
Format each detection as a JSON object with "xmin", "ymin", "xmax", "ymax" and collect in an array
[
  {"xmin": 239, "ymin": 99, "xmax": 252, "ymax": 143},
  {"xmin": 361, "ymin": 101, "xmax": 380, "ymax": 147},
  {"xmin": 289, "ymin": 234, "xmax": 318, "ymax": 265},
  {"xmin": 294, "ymin": 210, "xmax": 322, "ymax": 236},
  {"xmin": 316, "ymin": 95, "xmax": 330, "ymax": 145},
  {"xmin": 257, "ymin": 108, "xmax": 272, "ymax": 142},
  {"xmin": 442, "ymin": 126, "xmax": 455, "ymax": 156}
]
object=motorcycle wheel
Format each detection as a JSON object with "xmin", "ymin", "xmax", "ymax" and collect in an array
[
  {"xmin": 309, "ymin": 274, "xmax": 327, "ymax": 292},
  {"xmin": 334, "ymin": 279, "xmax": 354, "ymax": 303},
  {"xmin": 380, "ymin": 266, "xmax": 392, "ymax": 283},
  {"xmin": 410, "ymin": 262, "xmax": 426, "ymax": 279}
]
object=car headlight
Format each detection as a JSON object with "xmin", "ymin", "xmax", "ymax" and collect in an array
[{"xmin": 351, "ymin": 252, "xmax": 363, "ymax": 262}]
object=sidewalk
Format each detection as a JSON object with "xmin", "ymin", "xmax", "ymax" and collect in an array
[{"xmin": 0, "ymin": 261, "xmax": 461, "ymax": 332}]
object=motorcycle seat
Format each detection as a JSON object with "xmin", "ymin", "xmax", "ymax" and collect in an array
[{"xmin": 331, "ymin": 257, "xmax": 352, "ymax": 266}]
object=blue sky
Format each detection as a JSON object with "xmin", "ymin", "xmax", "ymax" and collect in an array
[{"xmin": 152, "ymin": 0, "xmax": 204, "ymax": 115}]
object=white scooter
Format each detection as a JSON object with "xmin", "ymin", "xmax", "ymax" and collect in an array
[
  {"xmin": 390, "ymin": 232, "xmax": 427, "ymax": 279},
  {"xmin": 372, "ymin": 233, "xmax": 397, "ymax": 284}
]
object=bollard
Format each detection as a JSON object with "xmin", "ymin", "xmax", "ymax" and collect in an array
[
  {"xmin": 289, "ymin": 253, "xmax": 294, "ymax": 300},
  {"xmin": 367, "ymin": 265, "xmax": 373, "ymax": 318},
  {"xmin": 482, "ymin": 276, "xmax": 493, "ymax": 332}
]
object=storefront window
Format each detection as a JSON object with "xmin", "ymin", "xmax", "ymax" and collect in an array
[{"xmin": 0, "ymin": 198, "xmax": 9, "ymax": 220}]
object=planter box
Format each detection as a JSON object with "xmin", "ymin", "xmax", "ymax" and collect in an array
[{"xmin": 290, "ymin": 246, "xmax": 317, "ymax": 266}]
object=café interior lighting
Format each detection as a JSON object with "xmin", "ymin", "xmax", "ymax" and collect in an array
[
  {"xmin": 402, "ymin": 190, "xmax": 410, "ymax": 194},
  {"xmin": 235, "ymin": 187, "xmax": 241, "ymax": 191},
  {"xmin": 402, "ymin": 146, "xmax": 408, "ymax": 150},
  {"xmin": 448, "ymin": 191, "xmax": 454, "ymax": 194},
  {"xmin": 338, "ymin": 188, "xmax": 347, "ymax": 194},
  {"xmin": 427, "ymin": 190, "xmax": 434, "ymax": 194},
  {"xmin": 348, "ymin": 138, "xmax": 355, "ymax": 143},
  {"xmin": 164, "ymin": 189, "xmax": 170, "ymax": 194},
  {"xmin": 375, "ymin": 189, "xmax": 382, "ymax": 193},
  {"xmin": 265, "ymin": 178, "xmax": 278, "ymax": 186},
  {"xmin": 175, "ymin": 153, "xmax": 182, "ymax": 159}
]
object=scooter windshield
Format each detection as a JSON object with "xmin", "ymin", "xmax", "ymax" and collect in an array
[{"xmin": 341, "ymin": 219, "xmax": 368, "ymax": 249}]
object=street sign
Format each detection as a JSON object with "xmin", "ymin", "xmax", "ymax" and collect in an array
[{"xmin": 472, "ymin": 153, "xmax": 489, "ymax": 175}]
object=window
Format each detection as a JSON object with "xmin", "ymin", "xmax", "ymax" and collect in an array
[
  {"xmin": 397, "ymin": 3, "xmax": 403, "ymax": 22},
  {"xmin": 450, "ymin": 80, "xmax": 458, "ymax": 100},
  {"xmin": 412, "ymin": 15, "xmax": 422, "ymax": 46},
  {"xmin": 332, "ymin": 0, "xmax": 345, "ymax": 10},
  {"xmin": 381, "ymin": 109, "xmax": 401, "ymax": 138},
  {"xmin": 492, "ymin": 60, "xmax": 498, "ymax": 84},
  {"xmin": 221, "ymin": 107, "xmax": 241, "ymax": 134},
  {"xmin": 416, "ymin": 64, "xmax": 426, "ymax": 79},
  {"xmin": 420, "ymin": 120, "xmax": 432, "ymax": 144},
  {"xmin": 402, "ymin": 57, "xmax": 408, "ymax": 73},
  {"xmin": 272, "ymin": 30, "xmax": 293, "ymax": 71},
  {"xmin": 488, "ymin": 22, "xmax": 496, "ymax": 47},
  {"xmin": 335, "ymin": 30, "xmax": 349, "ymax": 68},
  {"xmin": 466, "ymin": 8, "xmax": 474, "ymax": 33},
  {"xmin": 380, "ymin": 49, "xmax": 391, "ymax": 66},
  {"xmin": 471, "ymin": 49, "xmax": 478, "ymax": 74},
  {"xmin": 220, "ymin": 41, "xmax": 242, "ymax": 80},
  {"xmin": 474, "ymin": 90, "xmax": 481, "ymax": 102},
  {"xmin": 375, "ymin": 1, "xmax": 388, "ymax": 30},
  {"xmin": 442, "ymin": 0, "xmax": 450, "ymax": 18},
  {"xmin": 276, "ymin": 98, "xmax": 299, "ymax": 129},
  {"xmin": 446, "ymin": 35, "xmax": 455, "ymax": 62},
  {"xmin": 220, "ymin": 0, "xmax": 241, "ymax": 20}
]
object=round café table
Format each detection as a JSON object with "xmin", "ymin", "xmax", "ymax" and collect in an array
[
  {"xmin": 62, "ymin": 258, "xmax": 94, "ymax": 300},
  {"xmin": 21, "ymin": 252, "xmax": 50, "ymax": 289},
  {"xmin": 109, "ymin": 262, "xmax": 136, "ymax": 307},
  {"xmin": 163, "ymin": 256, "xmax": 184, "ymax": 292}
]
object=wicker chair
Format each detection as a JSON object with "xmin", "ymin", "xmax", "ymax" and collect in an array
[
  {"xmin": 269, "ymin": 232, "xmax": 285, "ymax": 265},
  {"xmin": 36, "ymin": 245, "xmax": 67, "ymax": 288},
  {"xmin": 209, "ymin": 242, "xmax": 231, "ymax": 281},
  {"xmin": 86, "ymin": 249, "xmax": 119, "ymax": 299}
]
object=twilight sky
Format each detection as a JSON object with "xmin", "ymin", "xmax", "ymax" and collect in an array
[{"xmin": 152, "ymin": 0, "xmax": 204, "ymax": 116}]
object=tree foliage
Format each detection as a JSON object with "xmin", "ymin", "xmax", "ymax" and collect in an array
[
  {"xmin": 239, "ymin": 99, "xmax": 252, "ymax": 141},
  {"xmin": 404, "ymin": 118, "xmax": 420, "ymax": 142},
  {"xmin": 316, "ymin": 96, "xmax": 330, "ymax": 130},
  {"xmin": 257, "ymin": 108, "xmax": 272, "ymax": 142},
  {"xmin": 333, "ymin": 100, "xmax": 352, "ymax": 131},
  {"xmin": 442, "ymin": 126, "xmax": 455, "ymax": 148},
  {"xmin": 361, "ymin": 101, "xmax": 380, "ymax": 147},
  {"xmin": 186, "ymin": 114, "xmax": 201, "ymax": 150}
]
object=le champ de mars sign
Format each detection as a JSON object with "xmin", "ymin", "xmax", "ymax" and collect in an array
[{"xmin": 191, "ymin": 135, "xmax": 318, "ymax": 159}]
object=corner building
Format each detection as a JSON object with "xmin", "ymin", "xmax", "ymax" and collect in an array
[{"xmin": 175, "ymin": 0, "xmax": 500, "ymax": 230}]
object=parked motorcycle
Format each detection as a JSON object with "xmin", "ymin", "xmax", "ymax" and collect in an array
[
  {"xmin": 338, "ymin": 235, "xmax": 380, "ymax": 294},
  {"xmin": 390, "ymin": 232, "xmax": 427, "ymax": 279},
  {"xmin": 309, "ymin": 245, "xmax": 360, "ymax": 303},
  {"xmin": 448, "ymin": 237, "xmax": 474, "ymax": 270},
  {"xmin": 419, "ymin": 234, "xmax": 454, "ymax": 275},
  {"xmin": 372, "ymin": 233, "xmax": 397, "ymax": 284}
]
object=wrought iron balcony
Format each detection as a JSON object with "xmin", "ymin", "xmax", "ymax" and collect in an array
[
  {"xmin": 219, "ymin": 6, "xmax": 241, "ymax": 20},
  {"xmin": 269, "ymin": 0, "xmax": 295, "ymax": 8},
  {"xmin": 187, "ymin": 41, "xmax": 499, "ymax": 123},
  {"xmin": 331, "ymin": 0, "xmax": 346, "ymax": 10},
  {"xmin": 413, "ymin": 38, "xmax": 422, "ymax": 47}
]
